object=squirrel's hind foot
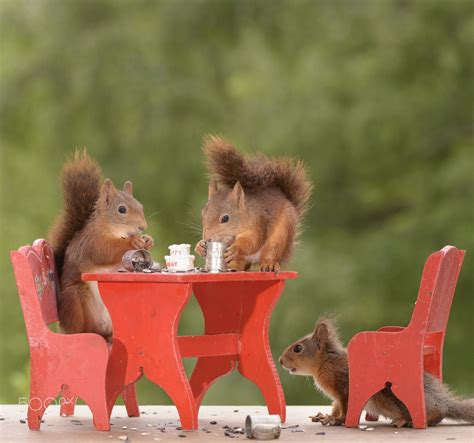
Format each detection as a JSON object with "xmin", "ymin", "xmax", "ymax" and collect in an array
[
  {"xmin": 391, "ymin": 418, "xmax": 410, "ymax": 428},
  {"xmin": 259, "ymin": 260, "xmax": 281, "ymax": 272}
]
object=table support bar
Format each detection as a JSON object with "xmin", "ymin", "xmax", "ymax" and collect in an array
[{"xmin": 178, "ymin": 333, "xmax": 240, "ymax": 358}]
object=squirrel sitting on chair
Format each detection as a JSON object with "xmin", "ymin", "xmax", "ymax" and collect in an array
[{"xmin": 49, "ymin": 150, "xmax": 153, "ymax": 342}]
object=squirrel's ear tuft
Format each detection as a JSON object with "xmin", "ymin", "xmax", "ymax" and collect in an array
[
  {"xmin": 312, "ymin": 320, "xmax": 329, "ymax": 344},
  {"xmin": 230, "ymin": 181, "xmax": 245, "ymax": 208},
  {"xmin": 101, "ymin": 178, "xmax": 117, "ymax": 205},
  {"xmin": 208, "ymin": 178, "xmax": 218, "ymax": 200},
  {"xmin": 123, "ymin": 181, "xmax": 133, "ymax": 195}
]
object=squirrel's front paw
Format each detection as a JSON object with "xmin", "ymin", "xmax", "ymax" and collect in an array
[
  {"xmin": 309, "ymin": 412, "xmax": 326, "ymax": 423},
  {"xmin": 310, "ymin": 413, "xmax": 343, "ymax": 426},
  {"xmin": 224, "ymin": 243, "xmax": 240, "ymax": 263},
  {"xmin": 195, "ymin": 240, "xmax": 207, "ymax": 257},
  {"xmin": 131, "ymin": 235, "xmax": 153, "ymax": 250},
  {"xmin": 141, "ymin": 234, "xmax": 154, "ymax": 250},
  {"xmin": 321, "ymin": 415, "xmax": 343, "ymax": 426},
  {"xmin": 225, "ymin": 243, "xmax": 244, "ymax": 270}
]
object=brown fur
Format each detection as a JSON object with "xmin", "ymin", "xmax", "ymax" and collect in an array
[
  {"xmin": 203, "ymin": 135, "xmax": 312, "ymax": 216},
  {"xmin": 48, "ymin": 151, "xmax": 153, "ymax": 342},
  {"xmin": 49, "ymin": 149, "xmax": 101, "ymax": 274},
  {"xmin": 279, "ymin": 318, "xmax": 474, "ymax": 427},
  {"xmin": 196, "ymin": 135, "xmax": 312, "ymax": 271}
]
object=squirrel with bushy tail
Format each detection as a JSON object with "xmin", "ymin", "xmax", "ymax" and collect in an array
[
  {"xmin": 280, "ymin": 317, "xmax": 474, "ymax": 427},
  {"xmin": 195, "ymin": 135, "xmax": 313, "ymax": 271},
  {"xmin": 49, "ymin": 151, "xmax": 153, "ymax": 342}
]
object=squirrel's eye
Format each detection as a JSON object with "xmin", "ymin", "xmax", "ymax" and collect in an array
[
  {"xmin": 118, "ymin": 205, "xmax": 127, "ymax": 214},
  {"xmin": 293, "ymin": 344, "xmax": 303, "ymax": 353},
  {"xmin": 220, "ymin": 214, "xmax": 230, "ymax": 223}
]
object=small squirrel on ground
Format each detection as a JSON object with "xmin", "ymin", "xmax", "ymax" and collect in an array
[
  {"xmin": 48, "ymin": 150, "xmax": 153, "ymax": 342},
  {"xmin": 195, "ymin": 135, "xmax": 313, "ymax": 271},
  {"xmin": 279, "ymin": 317, "xmax": 474, "ymax": 427}
]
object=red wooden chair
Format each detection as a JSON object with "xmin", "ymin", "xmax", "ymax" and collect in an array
[
  {"xmin": 345, "ymin": 245, "xmax": 465, "ymax": 429},
  {"xmin": 10, "ymin": 239, "xmax": 138, "ymax": 431}
]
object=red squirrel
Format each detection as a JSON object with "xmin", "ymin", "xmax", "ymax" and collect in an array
[
  {"xmin": 195, "ymin": 135, "xmax": 313, "ymax": 271},
  {"xmin": 279, "ymin": 317, "xmax": 474, "ymax": 427},
  {"xmin": 48, "ymin": 151, "xmax": 153, "ymax": 342}
]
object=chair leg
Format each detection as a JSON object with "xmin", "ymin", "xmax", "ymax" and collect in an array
[
  {"xmin": 60, "ymin": 387, "xmax": 77, "ymax": 417},
  {"xmin": 392, "ymin": 382, "xmax": 427, "ymax": 429},
  {"xmin": 346, "ymin": 388, "xmax": 376, "ymax": 428},
  {"xmin": 88, "ymin": 403, "xmax": 111, "ymax": 431},
  {"xmin": 27, "ymin": 384, "xmax": 57, "ymax": 430},
  {"xmin": 121, "ymin": 383, "xmax": 140, "ymax": 417},
  {"xmin": 80, "ymin": 387, "xmax": 110, "ymax": 431}
]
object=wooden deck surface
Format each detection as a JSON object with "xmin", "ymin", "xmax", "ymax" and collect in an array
[{"xmin": 0, "ymin": 405, "xmax": 472, "ymax": 442}]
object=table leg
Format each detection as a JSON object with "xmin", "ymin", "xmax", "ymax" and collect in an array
[
  {"xmin": 191, "ymin": 283, "xmax": 242, "ymax": 411},
  {"xmin": 192, "ymin": 281, "xmax": 285, "ymax": 421},
  {"xmin": 190, "ymin": 356, "xmax": 237, "ymax": 410},
  {"xmin": 139, "ymin": 283, "xmax": 197, "ymax": 430},
  {"xmin": 105, "ymin": 339, "xmax": 142, "ymax": 416},
  {"xmin": 121, "ymin": 383, "xmax": 140, "ymax": 417},
  {"xmin": 100, "ymin": 281, "xmax": 197, "ymax": 428},
  {"xmin": 238, "ymin": 280, "xmax": 286, "ymax": 422}
]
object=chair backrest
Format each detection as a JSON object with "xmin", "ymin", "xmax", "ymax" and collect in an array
[
  {"xmin": 10, "ymin": 239, "xmax": 59, "ymax": 340},
  {"xmin": 426, "ymin": 246, "xmax": 465, "ymax": 333},
  {"xmin": 408, "ymin": 246, "xmax": 465, "ymax": 336}
]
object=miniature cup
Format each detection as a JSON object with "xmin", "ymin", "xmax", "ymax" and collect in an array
[
  {"xmin": 122, "ymin": 249, "xmax": 154, "ymax": 272},
  {"xmin": 245, "ymin": 415, "xmax": 281, "ymax": 440},
  {"xmin": 205, "ymin": 241, "xmax": 228, "ymax": 273}
]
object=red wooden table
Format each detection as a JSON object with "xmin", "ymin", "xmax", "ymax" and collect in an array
[{"xmin": 82, "ymin": 271, "xmax": 297, "ymax": 430}]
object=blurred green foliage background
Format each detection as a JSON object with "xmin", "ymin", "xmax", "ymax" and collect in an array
[{"xmin": 1, "ymin": 0, "xmax": 473, "ymax": 408}]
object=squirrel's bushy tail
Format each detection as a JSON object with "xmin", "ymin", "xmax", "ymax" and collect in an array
[
  {"xmin": 48, "ymin": 150, "xmax": 102, "ymax": 275},
  {"xmin": 203, "ymin": 135, "xmax": 313, "ymax": 216},
  {"xmin": 446, "ymin": 398, "xmax": 474, "ymax": 423}
]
